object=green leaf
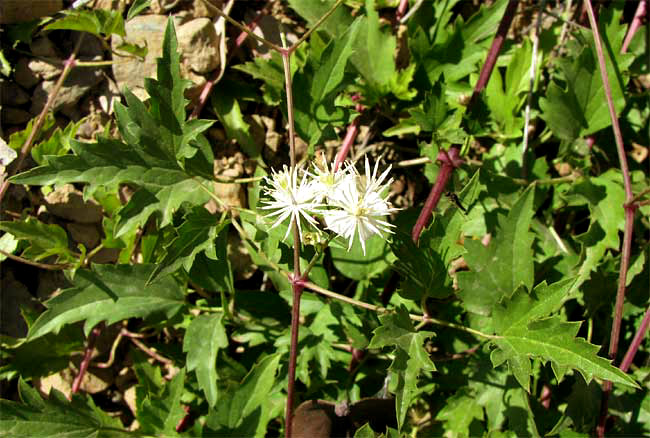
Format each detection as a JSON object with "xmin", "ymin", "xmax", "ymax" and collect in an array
[
  {"xmin": 211, "ymin": 85, "xmax": 261, "ymax": 158},
  {"xmin": 11, "ymin": 19, "xmax": 215, "ymax": 237},
  {"xmin": 27, "ymin": 264, "xmax": 185, "ymax": 341},
  {"xmin": 0, "ymin": 378, "xmax": 129, "ymax": 437},
  {"xmin": 138, "ymin": 369, "xmax": 186, "ymax": 436},
  {"xmin": 393, "ymin": 170, "xmax": 481, "ymax": 300},
  {"xmin": 457, "ymin": 187, "xmax": 535, "ymax": 315},
  {"xmin": 368, "ymin": 306, "xmax": 435, "ymax": 431},
  {"xmin": 490, "ymin": 285, "xmax": 639, "ymax": 391},
  {"xmin": 234, "ymin": 52, "xmax": 285, "ymax": 105},
  {"xmin": 183, "ymin": 313, "xmax": 228, "ymax": 407},
  {"xmin": 0, "ymin": 217, "xmax": 72, "ymax": 262},
  {"xmin": 331, "ymin": 234, "xmax": 392, "ymax": 281},
  {"xmin": 148, "ymin": 207, "xmax": 228, "ymax": 284},
  {"xmin": 568, "ymin": 170, "xmax": 626, "ymax": 290},
  {"xmin": 45, "ymin": 9, "xmax": 126, "ymax": 38},
  {"xmin": 126, "ymin": 0, "xmax": 151, "ymax": 21},
  {"xmin": 0, "ymin": 233, "xmax": 18, "ymax": 261},
  {"xmin": 435, "ymin": 388, "xmax": 484, "ymax": 438},
  {"xmin": 206, "ymin": 354, "xmax": 281, "ymax": 436},
  {"xmin": 292, "ymin": 18, "xmax": 360, "ymax": 147},
  {"xmin": 352, "ymin": 0, "xmax": 396, "ymax": 90},
  {"xmin": 539, "ymin": 7, "xmax": 634, "ymax": 141},
  {"xmin": 353, "ymin": 423, "xmax": 376, "ymax": 438},
  {"xmin": 32, "ymin": 119, "xmax": 81, "ymax": 166}
]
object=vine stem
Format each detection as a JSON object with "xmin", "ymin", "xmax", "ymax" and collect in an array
[
  {"xmin": 583, "ymin": 1, "xmax": 637, "ymax": 436},
  {"xmin": 71, "ymin": 324, "xmax": 102, "ymax": 394},
  {"xmin": 621, "ymin": 0, "xmax": 646, "ymax": 54},
  {"xmin": 281, "ymin": 31, "xmax": 302, "ymax": 438},
  {"xmin": 467, "ymin": 1, "xmax": 519, "ymax": 109},
  {"xmin": 411, "ymin": 148, "xmax": 464, "ymax": 244},
  {"xmin": 0, "ymin": 34, "xmax": 84, "ymax": 204},
  {"xmin": 302, "ymin": 281, "xmax": 497, "ymax": 340}
]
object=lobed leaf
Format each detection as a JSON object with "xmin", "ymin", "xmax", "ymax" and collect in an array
[
  {"xmin": 0, "ymin": 379, "xmax": 129, "ymax": 437},
  {"xmin": 27, "ymin": 264, "xmax": 185, "ymax": 341}
]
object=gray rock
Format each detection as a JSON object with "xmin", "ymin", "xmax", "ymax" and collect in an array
[
  {"xmin": 30, "ymin": 37, "xmax": 60, "ymax": 58},
  {"xmin": 190, "ymin": 0, "xmax": 222, "ymax": 18},
  {"xmin": 1, "ymin": 80, "xmax": 30, "ymax": 105},
  {"xmin": 44, "ymin": 184, "xmax": 104, "ymax": 223},
  {"xmin": 30, "ymin": 67, "xmax": 104, "ymax": 115},
  {"xmin": 1, "ymin": 107, "xmax": 31, "ymax": 125},
  {"xmin": 111, "ymin": 15, "xmax": 169, "ymax": 100},
  {"xmin": 177, "ymin": 18, "xmax": 220, "ymax": 74},
  {"xmin": 67, "ymin": 222, "xmax": 101, "ymax": 249},
  {"xmin": 14, "ymin": 58, "xmax": 40, "ymax": 89},
  {"xmin": 112, "ymin": 14, "xmax": 212, "ymax": 100}
]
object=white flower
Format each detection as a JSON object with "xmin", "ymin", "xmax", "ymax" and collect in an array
[
  {"xmin": 260, "ymin": 165, "xmax": 321, "ymax": 241},
  {"xmin": 306, "ymin": 154, "xmax": 355, "ymax": 203},
  {"xmin": 323, "ymin": 157, "xmax": 398, "ymax": 255}
]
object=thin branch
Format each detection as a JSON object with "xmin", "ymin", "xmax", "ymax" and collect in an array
[
  {"xmin": 72, "ymin": 325, "xmax": 102, "ymax": 394},
  {"xmin": 585, "ymin": 0, "xmax": 637, "ymax": 435},
  {"xmin": 0, "ymin": 249, "xmax": 72, "ymax": 270},
  {"xmin": 302, "ymin": 281, "xmax": 497, "ymax": 340},
  {"xmin": 199, "ymin": 0, "xmax": 283, "ymax": 52},
  {"xmin": 0, "ymin": 34, "xmax": 84, "ymax": 203},
  {"xmin": 126, "ymin": 334, "xmax": 173, "ymax": 365},
  {"xmin": 619, "ymin": 303, "xmax": 650, "ymax": 373},
  {"xmin": 621, "ymin": 0, "xmax": 647, "ymax": 54},
  {"xmin": 287, "ymin": 0, "xmax": 346, "ymax": 54}
]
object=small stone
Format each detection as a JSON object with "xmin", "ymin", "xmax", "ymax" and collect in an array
[
  {"xmin": 67, "ymin": 223, "xmax": 101, "ymax": 249},
  {"xmin": 45, "ymin": 184, "xmax": 104, "ymax": 223},
  {"xmin": 92, "ymin": 0, "xmax": 127, "ymax": 12},
  {"xmin": 1, "ymin": 107, "xmax": 31, "ymax": 125},
  {"xmin": 27, "ymin": 59, "xmax": 62, "ymax": 80},
  {"xmin": 34, "ymin": 372, "xmax": 71, "ymax": 399},
  {"xmin": 177, "ymin": 18, "xmax": 220, "ymax": 74},
  {"xmin": 30, "ymin": 37, "xmax": 60, "ymax": 58},
  {"xmin": 14, "ymin": 58, "xmax": 39, "ymax": 89},
  {"xmin": 1, "ymin": 80, "xmax": 30, "ymax": 105},
  {"xmin": 30, "ymin": 67, "xmax": 104, "ymax": 115},
  {"xmin": 123, "ymin": 385, "xmax": 137, "ymax": 415},
  {"xmin": 190, "ymin": 0, "xmax": 222, "ymax": 18}
]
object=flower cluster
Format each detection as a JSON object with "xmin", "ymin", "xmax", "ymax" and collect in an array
[{"xmin": 260, "ymin": 156, "xmax": 398, "ymax": 255}]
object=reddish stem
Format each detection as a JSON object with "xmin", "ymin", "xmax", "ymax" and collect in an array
[
  {"xmin": 621, "ymin": 0, "xmax": 647, "ymax": 53},
  {"xmin": 286, "ymin": 276, "xmax": 304, "ymax": 438},
  {"xmin": 584, "ymin": 0, "xmax": 637, "ymax": 435},
  {"xmin": 467, "ymin": 1, "xmax": 519, "ymax": 109},
  {"xmin": 396, "ymin": 0, "xmax": 409, "ymax": 22},
  {"xmin": 619, "ymin": 304, "xmax": 650, "ymax": 373},
  {"xmin": 71, "ymin": 325, "xmax": 102, "ymax": 394},
  {"xmin": 411, "ymin": 148, "xmax": 464, "ymax": 244}
]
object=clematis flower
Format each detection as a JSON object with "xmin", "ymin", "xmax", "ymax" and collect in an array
[
  {"xmin": 260, "ymin": 165, "xmax": 321, "ymax": 242},
  {"xmin": 306, "ymin": 153, "xmax": 355, "ymax": 203},
  {"xmin": 323, "ymin": 157, "xmax": 398, "ymax": 255}
]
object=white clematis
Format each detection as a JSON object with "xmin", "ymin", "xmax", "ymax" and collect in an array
[
  {"xmin": 260, "ymin": 165, "xmax": 321, "ymax": 241},
  {"xmin": 323, "ymin": 157, "xmax": 398, "ymax": 255}
]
